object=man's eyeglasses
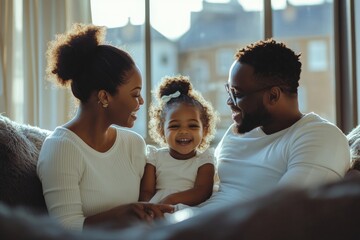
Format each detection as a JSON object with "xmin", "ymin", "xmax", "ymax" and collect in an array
[{"xmin": 224, "ymin": 83, "xmax": 278, "ymax": 105}]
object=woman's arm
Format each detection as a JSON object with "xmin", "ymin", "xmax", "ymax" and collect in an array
[
  {"xmin": 139, "ymin": 164, "xmax": 157, "ymax": 201},
  {"xmin": 159, "ymin": 163, "xmax": 215, "ymax": 206},
  {"xmin": 37, "ymin": 138, "xmax": 87, "ymax": 230}
]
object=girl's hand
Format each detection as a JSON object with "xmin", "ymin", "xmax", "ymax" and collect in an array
[{"xmin": 130, "ymin": 202, "xmax": 175, "ymax": 222}]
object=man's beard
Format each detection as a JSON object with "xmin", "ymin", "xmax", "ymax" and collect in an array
[{"xmin": 233, "ymin": 105, "xmax": 271, "ymax": 134}]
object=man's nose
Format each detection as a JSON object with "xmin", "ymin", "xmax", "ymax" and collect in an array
[{"xmin": 227, "ymin": 96, "xmax": 234, "ymax": 106}]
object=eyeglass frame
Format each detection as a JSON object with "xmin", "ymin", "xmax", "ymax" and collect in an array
[{"xmin": 224, "ymin": 83, "xmax": 280, "ymax": 106}]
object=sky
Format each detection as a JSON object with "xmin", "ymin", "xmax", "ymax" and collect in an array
[{"xmin": 90, "ymin": 0, "xmax": 329, "ymax": 40}]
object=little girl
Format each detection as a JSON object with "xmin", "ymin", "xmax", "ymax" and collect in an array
[{"xmin": 139, "ymin": 75, "xmax": 219, "ymax": 208}]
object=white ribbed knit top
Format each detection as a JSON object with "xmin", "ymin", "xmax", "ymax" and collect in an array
[{"xmin": 37, "ymin": 126, "xmax": 146, "ymax": 231}]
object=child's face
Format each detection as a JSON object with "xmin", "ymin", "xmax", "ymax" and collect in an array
[{"xmin": 164, "ymin": 103, "xmax": 204, "ymax": 159}]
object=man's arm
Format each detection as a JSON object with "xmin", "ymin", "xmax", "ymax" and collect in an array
[{"xmin": 278, "ymin": 123, "xmax": 350, "ymax": 188}]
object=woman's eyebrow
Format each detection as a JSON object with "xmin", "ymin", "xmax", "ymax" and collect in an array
[{"xmin": 131, "ymin": 86, "xmax": 142, "ymax": 91}]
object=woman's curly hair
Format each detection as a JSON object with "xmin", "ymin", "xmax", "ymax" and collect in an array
[
  {"xmin": 148, "ymin": 75, "xmax": 219, "ymax": 152},
  {"xmin": 46, "ymin": 23, "xmax": 135, "ymax": 102}
]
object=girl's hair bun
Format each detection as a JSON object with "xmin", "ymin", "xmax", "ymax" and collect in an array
[{"xmin": 157, "ymin": 75, "xmax": 192, "ymax": 100}]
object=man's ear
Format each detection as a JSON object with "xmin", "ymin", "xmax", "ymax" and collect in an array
[{"xmin": 267, "ymin": 87, "xmax": 281, "ymax": 105}]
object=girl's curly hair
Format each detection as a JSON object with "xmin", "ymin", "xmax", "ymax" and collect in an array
[{"xmin": 148, "ymin": 75, "xmax": 219, "ymax": 152}]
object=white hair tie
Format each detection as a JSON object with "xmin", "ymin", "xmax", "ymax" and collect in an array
[{"xmin": 161, "ymin": 91, "xmax": 181, "ymax": 103}]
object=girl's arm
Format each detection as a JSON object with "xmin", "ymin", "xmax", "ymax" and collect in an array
[
  {"xmin": 159, "ymin": 163, "xmax": 215, "ymax": 206},
  {"xmin": 139, "ymin": 163, "xmax": 157, "ymax": 201}
]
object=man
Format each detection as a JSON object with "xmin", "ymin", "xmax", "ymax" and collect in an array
[{"xmin": 199, "ymin": 38, "xmax": 351, "ymax": 211}]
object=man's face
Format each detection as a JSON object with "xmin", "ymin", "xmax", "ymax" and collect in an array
[{"xmin": 226, "ymin": 61, "xmax": 272, "ymax": 134}]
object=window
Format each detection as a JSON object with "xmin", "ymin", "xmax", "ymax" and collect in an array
[
  {"xmin": 13, "ymin": 0, "xmax": 24, "ymax": 123},
  {"xmin": 356, "ymin": 0, "xmax": 360, "ymax": 123},
  {"xmin": 183, "ymin": 59, "xmax": 209, "ymax": 90},
  {"xmin": 91, "ymin": 0, "xmax": 147, "ymax": 136},
  {"xmin": 91, "ymin": 0, "xmax": 340, "ymax": 144},
  {"xmin": 272, "ymin": 0, "xmax": 336, "ymax": 123},
  {"xmin": 216, "ymin": 49, "xmax": 234, "ymax": 76},
  {"xmin": 307, "ymin": 40, "xmax": 328, "ymax": 72}
]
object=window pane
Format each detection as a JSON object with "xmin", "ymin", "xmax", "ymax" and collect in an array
[
  {"xmin": 356, "ymin": 0, "xmax": 360, "ymax": 124},
  {"xmin": 272, "ymin": 0, "xmax": 336, "ymax": 123},
  {"xmin": 13, "ymin": 0, "xmax": 24, "ymax": 123},
  {"xmin": 150, "ymin": 0, "xmax": 263, "ymax": 145},
  {"xmin": 91, "ymin": 0, "xmax": 147, "ymax": 137}
]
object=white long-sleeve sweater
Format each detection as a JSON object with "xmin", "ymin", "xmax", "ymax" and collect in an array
[{"xmin": 37, "ymin": 126, "xmax": 146, "ymax": 231}]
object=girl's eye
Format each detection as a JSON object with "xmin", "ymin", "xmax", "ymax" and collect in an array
[
  {"xmin": 168, "ymin": 125, "xmax": 179, "ymax": 129},
  {"xmin": 189, "ymin": 125, "xmax": 200, "ymax": 128}
]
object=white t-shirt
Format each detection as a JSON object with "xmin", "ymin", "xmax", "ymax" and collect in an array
[
  {"xmin": 37, "ymin": 126, "xmax": 146, "ymax": 231},
  {"xmin": 147, "ymin": 146, "xmax": 215, "ymax": 204},
  {"xmin": 199, "ymin": 112, "xmax": 351, "ymax": 212}
]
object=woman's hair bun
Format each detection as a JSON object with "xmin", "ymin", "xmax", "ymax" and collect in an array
[{"xmin": 46, "ymin": 23, "xmax": 106, "ymax": 86}]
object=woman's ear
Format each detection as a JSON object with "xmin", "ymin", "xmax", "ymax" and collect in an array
[{"xmin": 97, "ymin": 90, "xmax": 109, "ymax": 108}]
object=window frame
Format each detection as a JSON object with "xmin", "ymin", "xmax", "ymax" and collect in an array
[{"xmin": 141, "ymin": 0, "xmax": 357, "ymax": 137}]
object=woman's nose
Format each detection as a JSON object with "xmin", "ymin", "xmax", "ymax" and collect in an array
[{"xmin": 139, "ymin": 95, "xmax": 144, "ymax": 105}]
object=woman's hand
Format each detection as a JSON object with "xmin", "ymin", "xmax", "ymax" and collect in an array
[
  {"xmin": 84, "ymin": 202, "xmax": 174, "ymax": 230},
  {"xmin": 131, "ymin": 202, "xmax": 175, "ymax": 221}
]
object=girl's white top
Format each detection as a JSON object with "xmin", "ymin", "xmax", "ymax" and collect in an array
[{"xmin": 147, "ymin": 146, "xmax": 215, "ymax": 203}]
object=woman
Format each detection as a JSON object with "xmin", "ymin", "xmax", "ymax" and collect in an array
[{"xmin": 37, "ymin": 23, "xmax": 173, "ymax": 231}]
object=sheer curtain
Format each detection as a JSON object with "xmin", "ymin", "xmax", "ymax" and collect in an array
[
  {"xmin": 0, "ymin": 0, "xmax": 91, "ymax": 130},
  {"xmin": 0, "ymin": 0, "xmax": 14, "ymax": 117}
]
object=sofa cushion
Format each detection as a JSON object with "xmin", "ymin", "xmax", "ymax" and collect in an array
[
  {"xmin": 347, "ymin": 124, "xmax": 360, "ymax": 171},
  {"xmin": 0, "ymin": 115, "xmax": 51, "ymax": 213},
  {"xmin": 1, "ymin": 175, "xmax": 360, "ymax": 239}
]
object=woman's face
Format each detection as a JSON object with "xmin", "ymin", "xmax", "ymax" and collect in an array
[{"xmin": 107, "ymin": 65, "xmax": 144, "ymax": 128}]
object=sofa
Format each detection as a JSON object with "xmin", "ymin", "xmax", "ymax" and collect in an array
[
  {"xmin": 1, "ymin": 114, "xmax": 360, "ymax": 239},
  {"xmin": 0, "ymin": 115, "xmax": 50, "ymax": 213}
]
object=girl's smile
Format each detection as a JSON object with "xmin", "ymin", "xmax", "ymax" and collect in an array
[{"xmin": 164, "ymin": 103, "xmax": 205, "ymax": 160}]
